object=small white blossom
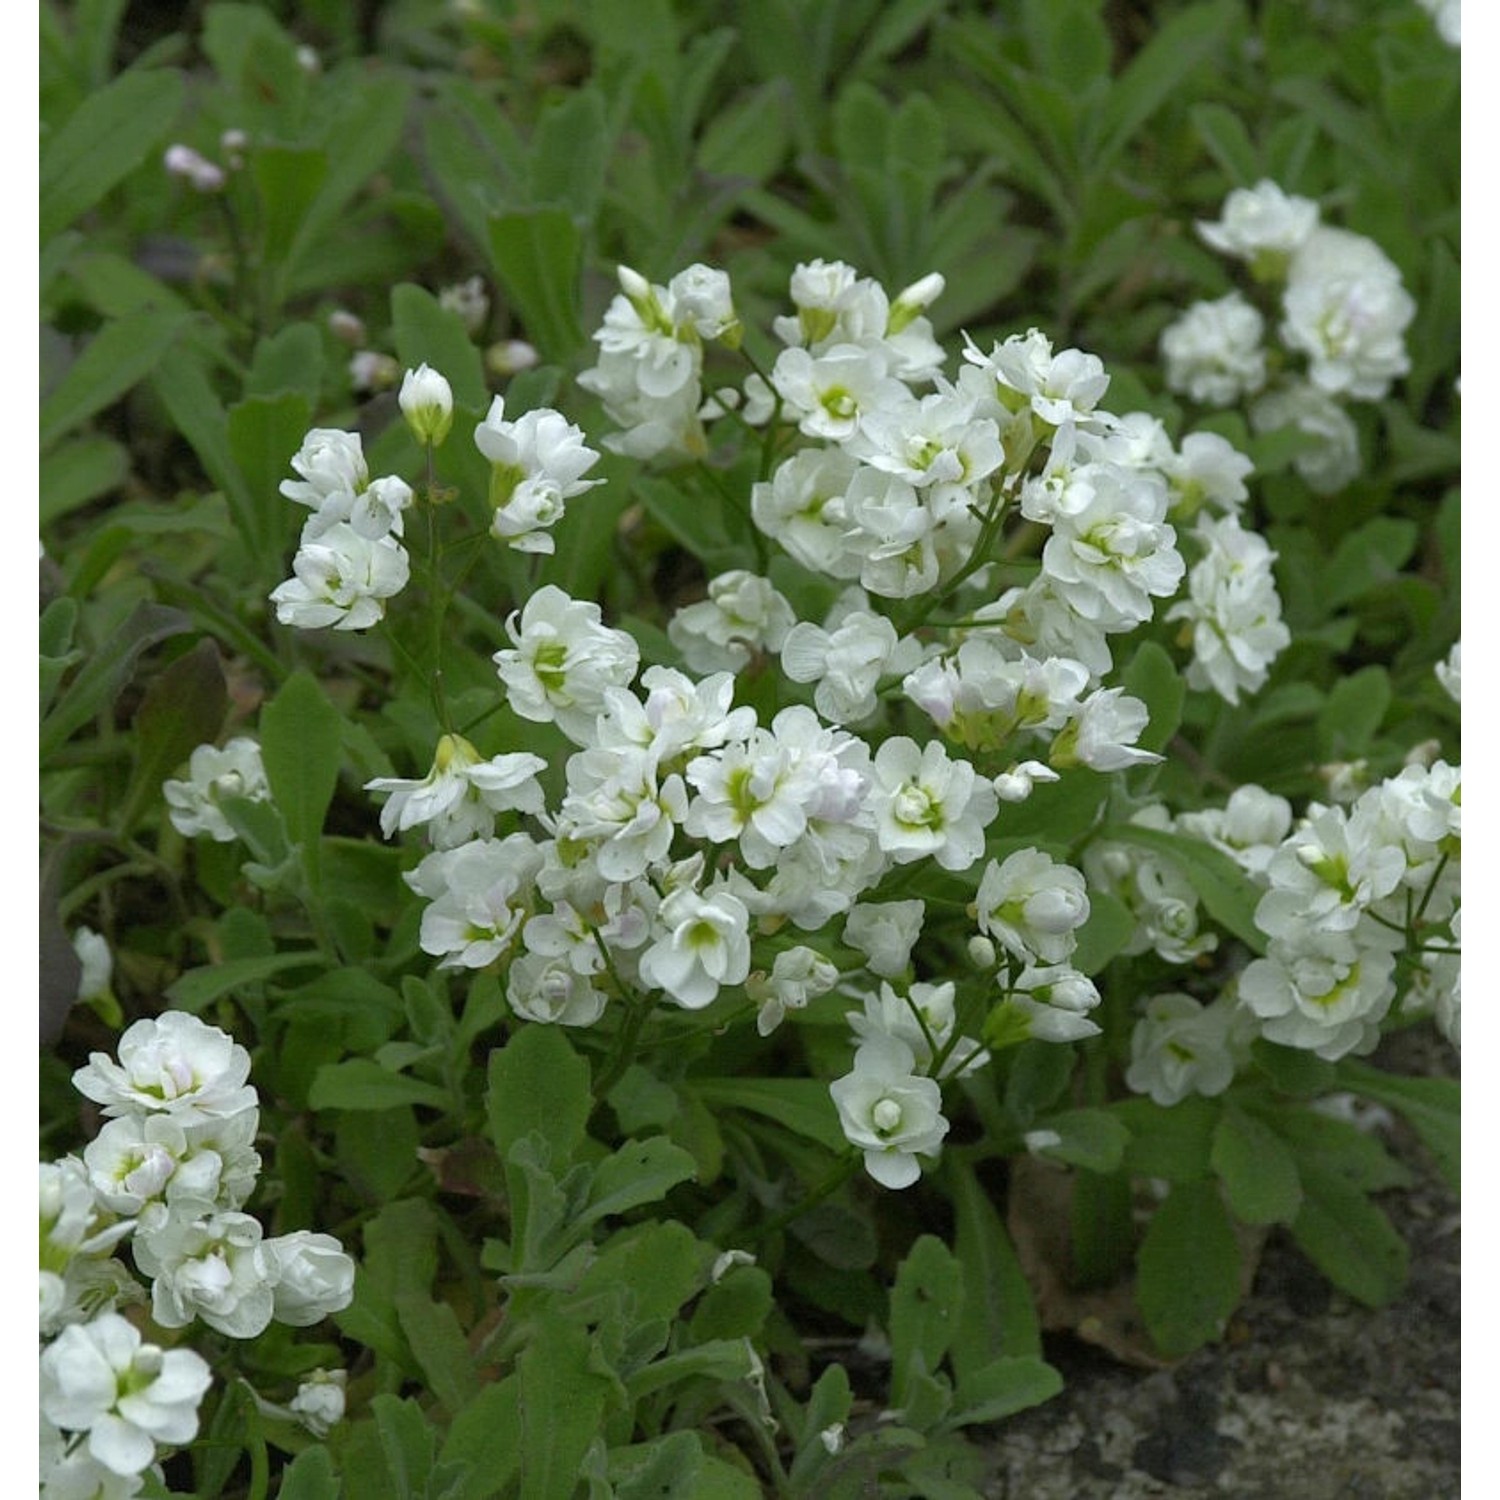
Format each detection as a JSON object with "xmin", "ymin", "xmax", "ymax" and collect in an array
[
  {"xmin": 72, "ymin": 1012, "xmax": 257, "ymax": 1123},
  {"xmin": 265, "ymin": 1231, "xmax": 357, "ymax": 1326},
  {"xmin": 1249, "ymin": 380, "xmax": 1362, "ymax": 494},
  {"xmin": 133, "ymin": 1207, "xmax": 278, "ymax": 1338},
  {"xmin": 1196, "ymin": 179, "xmax": 1320, "ymax": 274},
  {"xmin": 270, "ymin": 522, "xmax": 410, "ymax": 631},
  {"xmin": 639, "ymin": 885, "xmax": 751, "ymax": 1009},
  {"xmin": 975, "ymin": 849, "xmax": 1091, "ymax": 966},
  {"xmin": 365, "ymin": 734, "xmax": 546, "ymax": 849},
  {"xmin": 829, "ymin": 1034, "xmax": 949, "ymax": 1189},
  {"xmin": 843, "ymin": 900, "xmax": 925, "ymax": 979},
  {"xmin": 474, "ymin": 395, "xmax": 603, "ymax": 552},
  {"xmin": 668, "ymin": 571, "xmax": 796, "ymax": 674},
  {"xmin": 748, "ymin": 946, "xmax": 840, "ymax": 1035},
  {"xmin": 1160, "ymin": 293, "xmax": 1268, "ymax": 406},
  {"xmin": 40, "ymin": 1312, "xmax": 212, "ymax": 1477},
  {"xmin": 494, "ymin": 585, "xmax": 641, "ymax": 744},
  {"xmin": 289, "ymin": 1370, "xmax": 348, "ymax": 1437},
  {"xmin": 163, "ymin": 737, "xmax": 271, "ymax": 843},
  {"xmin": 867, "ymin": 737, "xmax": 998, "ymax": 871}
]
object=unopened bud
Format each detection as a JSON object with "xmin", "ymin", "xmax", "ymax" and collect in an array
[
  {"xmin": 967, "ymin": 935, "xmax": 997, "ymax": 969},
  {"xmin": 327, "ymin": 309, "xmax": 367, "ymax": 347},
  {"xmin": 485, "ymin": 339, "xmax": 540, "ymax": 378},
  {"xmin": 399, "ymin": 363, "xmax": 455, "ymax": 447},
  {"xmin": 163, "ymin": 144, "xmax": 226, "ymax": 193},
  {"xmin": 349, "ymin": 350, "xmax": 399, "ymax": 394}
]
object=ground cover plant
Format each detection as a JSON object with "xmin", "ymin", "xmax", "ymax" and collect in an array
[{"xmin": 39, "ymin": 1, "xmax": 1460, "ymax": 1495}]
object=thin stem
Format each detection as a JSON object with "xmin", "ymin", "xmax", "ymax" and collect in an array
[{"xmin": 748, "ymin": 1151, "xmax": 861, "ymax": 1243}]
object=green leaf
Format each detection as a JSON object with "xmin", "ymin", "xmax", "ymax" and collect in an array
[
  {"xmin": 372, "ymin": 1393, "xmax": 438, "ymax": 1499},
  {"xmin": 1336, "ymin": 1062, "xmax": 1459, "ymax": 1194},
  {"xmin": 1323, "ymin": 517, "xmax": 1420, "ymax": 610},
  {"xmin": 119, "ymin": 639, "xmax": 228, "ymax": 830},
  {"xmin": 1211, "ymin": 1106, "xmax": 1302, "ymax": 1225},
  {"xmin": 576, "ymin": 1136, "xmax": 697, "ymax": 1231},
  {"xmin": 947, "ymin": 1159, "xmax": 1040, "ymax": 1375},
  {"xmin": 40, "ymin": 598, "xmax": 82, "ymax": 715},
  {"xmin": 1112, "ymin": 1095, "xmax": 1220, "ymax": 1183},
  {"xmin": 517, "ymin": 1313, "xmax": 614, "ymax": 1500},
  {"xmin": 276, "ymin": 1445, "xmax": 341, "ymax": 1500},
  {"xmin": 625, "ymin": 1338, "xmax": 758, "ymax": 1402},
  {"xmin": 1136, "ymin": 1180, "xmax": 1242, "ymax": 1358},
  {"xmin": 1265, "ymin": 1105, "xmax": 1412, "ymax": 1194},
  {"xmin": 246, "ymin": 323, "xmax": 325, "ymax": 402},
  {"xmin": 528, "ymin": 86, "xmax": 611, "ymax": 222},
  {"xmin": 390, "ymin": 283, "xmax": 489, "ymax": 411},
  {"xmin": 1121, "ymin": 639, "xmax": 1185, "ymax": 754},
  {"xmin": 1290, "ymin": 1163, "xmax": 1409, "ymax": 1308},
  {"xmin": 947, "ymin": 1355, "xmax": 1063, "ymax": 1428},
  {"xmin": 1249, "ymin": 1038, "xmax": 1337, "ymax": 1098},
  {"xmin": 1090, "ymin": 2, "xmax": 1235, "ymax": 169},
  {"xmin": 252, "ymin": 145, "xmax": 329, "ymax": 295},
  {"xmin": 634, "ymin": 475, "xmax": 756, "ymax": 576},
  {"xmin": 309, "ymin": 1060, "xmax": 453, "ymax": 1113},
  {"xmin": 227, "ymin": 391, "xmax": 314, "ymax": 564},
  {"xmin": 889, "ymin": 1235, "xmax": 963, "ymax": 1406},
  {"xmin": 1029, "ymin": 1107, "xmax": 1130, "ymax": 1173},
  {"xmin": 395, "ymin": 1293, "xmax": 479, "ymax": 1414},
  {"xmin": 1190, "ymin": 101, "xmax": 1261, "ymax": 185},
  {"xmin": 486, "ymin": 1024, "xmax": 591, "ymax": 1167},
  {"xmin": 40, "ymin": 308, "xmax": 192, "ymax": 452},
  {"xmin": 688, "ymin": 1078, "xmax": 846, "ymax": 1154},
  {"xmin": 40, "ymin": 600, "xmax": 191, "ymax": 759},
  {"xmin": 438, "ymin": 1378, "xmax": 522, "ymax": 1500},
  {"xmin": 40, "ymin": 435, "xmax": 131, "ymax": 526},
  {"xmin": 40, "ymin": 68, "xmax": 185, "ymax": 240},
  {"xmin": 1095, "ymin": 822, "xmax": 1267, "ymax": 954},
  {"xmin": 609, "ymin": 1433, "xmax": 705, "ymax": 1500},
  {"xmin": 688, "ymin": 1265, "xmax": 774, "ymax": 1344},
  {"xmin": 1315, "ymin": 666, "xmax": 1390, "ymax": 760},
  {"xmin": 259, "ymin": 670, "xmax": 343, "ymax": 887},
  {"xmin": 697, "ymin": 79, "xmax": 794, "ymax": 182},
  {"xmin": 487, "ymin": 209, "xmax": 584, "ymax": 361}
]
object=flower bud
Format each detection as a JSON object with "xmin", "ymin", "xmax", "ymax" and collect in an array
[
  {"xmin": 349, "ymin": 350, "xmax": 399, "ymax": 393},
  {"xmin": 266, "ymin": 1231, "xmax": 356, "ymax": 1326},
  {"xmin": 399, "ymin": 364, "xmax": 455, "ymax": 447},
  {"xmin": 485, "ymin": 339, "xmax": 540, "ymax": 377},
  {"xmin": 163, "ymin": 144, "xmax": 226, "ymax": 193},
  {"xmin": 327, "ymin": 308, "xmax": 367, "ymax": 347},
  {"xmin": 967, "ymin": 934, "xmax": 997, "ymax": 969}
]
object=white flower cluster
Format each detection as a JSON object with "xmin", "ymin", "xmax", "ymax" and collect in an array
[
  {"xmin": 41, "ymin": 1013, "xmax": 357, "ymax": 1489},
  {"xmin": 1161, "ymin": 180, "xmax": 1416, "ymax": 494},
  {"xmin": 1235, "ymin": 761, "xmax": 1461, "ymax": 1059},
  {"xmin": 351, "ymin": 260, "xmax": 1296, "ymax": 1188},
  {"xmin": 270, "ymin": 427, "xmax": 412, "ymax": 630}
]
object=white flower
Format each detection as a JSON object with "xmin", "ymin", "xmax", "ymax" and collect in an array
[
  {"xmin": 1125, "ymin": 992, "xmax": 1248, "ymax": 1106},
  {"xmin": 1161, "ymin": 432, "xmax": 1254, "ymax": 520},
  {"xmin": 668, "ymin": 571, "xmax": 796, "ymax": 674},
  {"xmin": 1167, "ymin": 514, "xmax": 1290, "ymax": 704},
  {"xmin": 163, "ymin": 143, "xmax": 226, "ymax": 192},
  {"xmin": 1435, "ymin": 641, "xmax": 1460, "ymax": 704},
  {"xmin": 494, "ymin": 585, "xmax": 641, "ymax": 744},
  {"xmin": 748, "ymin": 946, "xmax": 839, "ymax": 1035},
  {"xmin": 40, "ymin": 1312, "xmax": 212, "ymax": 1477},
  {"xmin": 72, "ymin": 1012, "xmax": 257, "ymax": 1123},
  {"xmin": 398, "ymin": 363, "xmax": 454, "ymax": 447},
  {"xmin": 867, "ymin": 736, "xmax": 998, "ymax": 871},
  {"xmin": 847, "ymin": 980, "xmax": 987, "ymax": 1078},
  {"xmin": 279, "ymin": 429, "xmax": 368, "ymax": 512},
  {"xmin": 1041, "ymin": 463, "xmax": 1184, "ymax": 629},
  {"xmin": 409, "ymin": 833, "xmax": 545, "ymax": 970},
  {"xmin": 1160, "ymin": 293, "xmax": 1268, "ymax": 406},
  {"xmin": 1238, "ymin": 932, "xmax": 1396, "ymax": 1061},
  {"xmin": 507, "ymin": 951, "xmax": 609, "ymax": 1027},
  {"xmin": 289, "ymin": 1369, "xmax": 348, "ymax": 1438},
  {"xmin": 975, "ymin": 849, "xmax": 1091, "ymax": 966},
  {"xmin": 474, "ymin": 396, "xmax": 603, "ymax": 552},
  {"xmin": 265, "ymin": 1231, "xmax": 357, "ymax": 1326},
  {"xmin": 73, "ymin": 927, "xmax": 113, "ymax": 1004},
  {"xmin": 781, "ymin": 604, "xmax": 920, "ymax": 724},
  {"xmin": 39, "ymin": 1419, "xmax": 148, "ymax": 1499},
  {"xmin": 750, "ymin": 447, "xmax": 864, "ymax": 579},
  {"xmin": 639, "ymin": 885, "xmax": 751, "ymax": 1009},
  {"xmin": 829, "ymin": 1034, "xmax": 949, "ymax": 1189},
  {"xmin": 1280, "ymin": 227, "xmax": 1415, "ymax": 401},
  {"xmin": 1051, "ymin": 687, "xmax": 1161, "ymax": 771},
  {"xmin": 962, "ymin": 328, "xmax": 1110, "ymax": 429},
  {"xmin": 1249, "ymin": 380, "xmax": 1362, "ymax": 494},
  {"xmin": 1416, "ymin": 0, "xmax": 1460, "ymax": 45},
  {"xmin": 365, "ymin": 734, "xmax": 546, "ymax": 849},
  {"xmin": 843, "ymin": 900, "xmax": 925, "ymax": 979},
  {"xmin": 270, "ymin": 522, "xmax": 410, "ymax": 631},
  {"xmin": 668, "ymin": 262, "xmax": 739, "ymax": 341},
  {"xmin": 133, "ymin": 1206, "xmax": 278, "ymax": 1338},
  {"xmin": 439, "ymin": 274, "xmax": 490, "ymax": 333},
  {"xmin": 162, "ymin": 737, "xmax": 271, "ymax": 843},
  {"xmin": 1196, "ymin": 179, "xmax": 1320, "ymax": 273}
]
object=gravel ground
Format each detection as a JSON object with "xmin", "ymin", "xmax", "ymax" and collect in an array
[{"xmin": 983, "ymin": 1030, "xmax": 1461, "ymax": 1499}]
